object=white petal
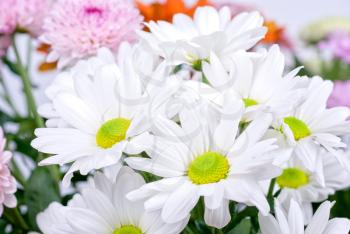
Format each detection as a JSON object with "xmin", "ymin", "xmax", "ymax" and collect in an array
[
  {"xmin": 288, "ymin": 200, "xmax": 304, "ymax": 234},
  {"xmin": 112, "ymin": 168, "xmax": 145, "ymax": 226},
  {"xmin": 224, "ymin": 179, "xmax": 270, "ymax": 215},
  {"xmin": 323, "ymin": 218, "xmax": 350, "ymax": 234},
  {"xmin": 204, "ymin": 200, "xmax": 230, "ymax": 228},
  {"xmin": 258, "ymin": 212, "xmax": 281, "ymax": 234},
  {"xmin": 80, "ymin": 188, "xmax": 119, "ymax": 228},
  {"xmin": 305, "ymin": 201, "xmax": 333, "ymax": 234},
  {"xmin": 161, "ymin": 181, "xmax": 200, "ymax": 223},
  {"xmin": 213, "ymin": 96, "xmax": 243, "ymax": 153},
  {"xmin": 66, "ymin": 208, "xmax": 113, "ymax": 234},
  {"xmin": 204, "ymin": 183, "xmax": 224, "ymax": 210}
]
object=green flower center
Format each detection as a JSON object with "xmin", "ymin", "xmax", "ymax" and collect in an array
[
  {"xmin": 188, "ymin": 152, "xmax": 229, "ymax": 185},
  {"xmin": 192, "ymin": 59, "xmax": 203, "ymax": 71},
  {"xmin": 96, "ymin": 118, "xmax": 131, "ymax": 149},
  {"xmin": 283, "ymin": 117, "xmax": 311, "ymax": 141},
  {"xmin": 243, "ymin": 98, "xmax": 258, "ymax": 107},
  {"xmin": 276, "ymin": 168, "xmax": 309, "ymax": 189},
  {"xmin": 113, "ymin": 225, "xmax": 142, "ymax": 234}
]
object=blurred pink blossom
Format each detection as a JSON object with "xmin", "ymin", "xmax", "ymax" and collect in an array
[
  {"xmin": 0, "ymin": 128, "xmax": 17, "ymax": 216},
  {"xmin": 328, "ymin": 80, "xmax": 350, "ymax": 108},
  {"xmin": 0, "ymin": 0, "xmax": 51, "ymax": 36},
  {"xmin": 319, "ymin": 31, "xmax": 350, "ymax": 64},
  {"xmin": 16, "ymin": 0, "xmax": 52, "ymax": 36},
  {"xmin": 40, "ymin": 0, "xmax": 143, "ymax": 68},
  {"xmin": 0, "ymin": 0, "xmax": 17, "ymax": 34}
]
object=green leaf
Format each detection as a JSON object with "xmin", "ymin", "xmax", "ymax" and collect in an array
[
  {"xmin": 6, "ymin": 118, "xmax": 39, "ymax": 161},
  {"xmin": 2, "ymin": 57, "xmax": 21, "ymax": 76},
  {"xmin": 0, "ymin": 216, "xmax": 8, "ymax": 233},
  {"xmin": 329, "ymin": 188, "xmax": 350, "ymax": 218},
  {"xmin": 227, "ymin": 218, "xmax": 252, "ymax": 234},
  {"xmin": 24, "ymin": 167, "xmax": 61, "ymax": 230},
  {"xmin": 0, "ymin": 110, "xmax": 14, "ymax": 125}
]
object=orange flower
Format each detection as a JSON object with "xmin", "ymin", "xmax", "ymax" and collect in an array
[
  {"xmin": 36, "ymin": 43, "xmax": 51, "ymax": 54},
  {"xmin": 137, "ymin": 0, "xmax": 210, "ymax": 22},
  {"xmin": 37, "ymin": 43, "xmax": 57, "ymax": 72},
  {"xmin": 262, "ymin": 21, "xmax": 284, "ymax": 44},
  {"xmin": 38, "ymin": 61, "xmax": 57, "ymax": 72},
  {"xmin": 261, "ymin": 20, "xmax": 292, "ymax": 48}
]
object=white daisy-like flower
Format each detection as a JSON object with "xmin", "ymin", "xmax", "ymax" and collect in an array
[
  {"xmin": 258, "ymin": 199, "xmax": 350, "ymax": 234},
  {"xmin": 273, "ymin": 76, "xmax": 350, "ymax": 172},
  {"xmin": 185, "ymin": 45, "xmax": 302, "ymax": 121},
  {"xmin": 274, "ymin": 150, "xmax": 350, "ymax": 223},
  {"xmin": 38, "ymin": 47, "xmax": 117, "ymax": 128},
  {"xmin": 31, "ymin": 46, "xmax": 179, "ymax": 186},
  {"xmin": 126, "ymin": 95, "xmax": 282, "ymax": 228},
  {"xmin": 36, "ymin": 167, "xmax": 189, "ymax": 234},
  {"xmin": 139, "ymin": 6, "xmax": 266, "ymax": 67}
]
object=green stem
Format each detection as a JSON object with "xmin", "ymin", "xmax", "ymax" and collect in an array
[
  {"xmin": 4, "ymin": 207, "xmax": 29, "ymax": 231},
  {"xmin": 12, "ymin": 35, "xmax": 61, "ymax": 183},
  {"xmin": 13, "ymin": 208, "xmax": 29, "ymax": 230},
  {"xmin": 12, "ymin": 35, "xmax": 44, "ymax": 128},
  {"xmin": 0, "ymin": 71, "xmax": 20, "ymax": 116},
  {"xmin": 267, "ymin": 178, "xmax": 276, "ymax": 213},
  {"xmin": 10, "ymin": 159, "xmax": 26, "ymax": 186},
  {"xmin": 184, "ymin": 227, "xmax": 196, "ymax": 234},
  {"xmin": 26, "ymin": 37, "xmax": 32, "ymax": 72}
]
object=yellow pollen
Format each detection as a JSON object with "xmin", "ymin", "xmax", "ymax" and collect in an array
[
  {"xmin": 188, "ymin": 152, "xmax": 229, "ymax": 185},
  {"xmin": 113, "ymin": 225, "xmax": 142, "ymax": 234},
  {"xmin": 276, "ymin": 168, "xmax": 309, "ymax": 189},
  {"xmin": 96, "ymin": 118, "xmax": 131, "ymax": 149},
  {"xmin": 243, "ymin": 98, "xmax": 258, "ymax": 107},
  {"xmin": 283, "ymin": 117, "xmax": 311, "ymax": 141}
]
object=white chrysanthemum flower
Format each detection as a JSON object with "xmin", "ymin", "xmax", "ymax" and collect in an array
[
  {"xmin": 258, "ymin": 199, "xmax": 350, "ymax": 234},
  {"xmin": 273, "ymin": 76, "xmax": 350, "ymax": 172},
  {"xmin": 274, "ymin": 150, "xmax": 350, "ymax": 223},
  {"xmin": 31, "ymin": 46, "xmax": 179, "ymax": 186},
  {"xmin": 139, "ymin": 6, "xmax": 266, "ymax": 67},
  {"xmin": 185, "ymin": 45, "xmax": 302, "ymax": 121},
  {"xmin": 126, "ymin": 95, "xmax": 282, "ymax": 228},
  {"xmin": 37, "ymin": 167, "xmax": 189, "ymax": 234},
  {"xmin": 39, "ymin": 43, "xmax": 163, "ymax": 128}
]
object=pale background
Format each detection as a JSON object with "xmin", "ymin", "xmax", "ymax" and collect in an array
[
  {"xmin": 3, "ymin": 0, "xmax": 349, "ymax": 114},
  {"xmin": 233, "ymin": 0, "xmax": 350, "ymax": 35}
]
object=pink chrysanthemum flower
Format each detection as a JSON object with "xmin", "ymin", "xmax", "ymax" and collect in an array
[
  {"xmin": 16, "ymin": 0, "xmax": 52, "ymax": 36},
  {"xmin": 0, "ymin": 128, "xmax": 17, "ymax": 216},
  {"xmin": 0, "ymin": 0, "xmax": 17, "ymax": 34},
  {"xmin": 0, "ymin": 0, "xmax": 51, "ymax": 37},
  {"xmin": 319, "ymin": 31, "xmax": 350, "ymax": 64},
  {"xmin": 328, "ymin": 80, "xmax": 350, "ymax": 108},
  {"xmin": 40, "ymin": 0, "xmax": 143, "ymax": 68}
]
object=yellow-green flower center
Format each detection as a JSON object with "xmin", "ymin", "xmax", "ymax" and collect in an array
[
  {"xmin": 96, "ymin": 118, "xmax": 131, "ymax": 149},
  {"xmin": 113, "ymin": 225, "xmax": 142, "ymax": 234},
  {"xmin": 276, "ymin": 168, "xmax": 309, "ymax": 189},
  {"xmin": 243, "ymin": 98, "xmax": 258, "ymax": 107},
  {"xmin": 283, "ymin": 117, "xmax": 311, "ymax": 141},
  {"xmin": 188, "ymin": 152, "xmax": 229, "ymax": 185}
]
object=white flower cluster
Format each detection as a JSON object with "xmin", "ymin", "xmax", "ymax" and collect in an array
[{"xmin": 32, "ymin": 6, "xmax": 350, "ymax": 234}]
